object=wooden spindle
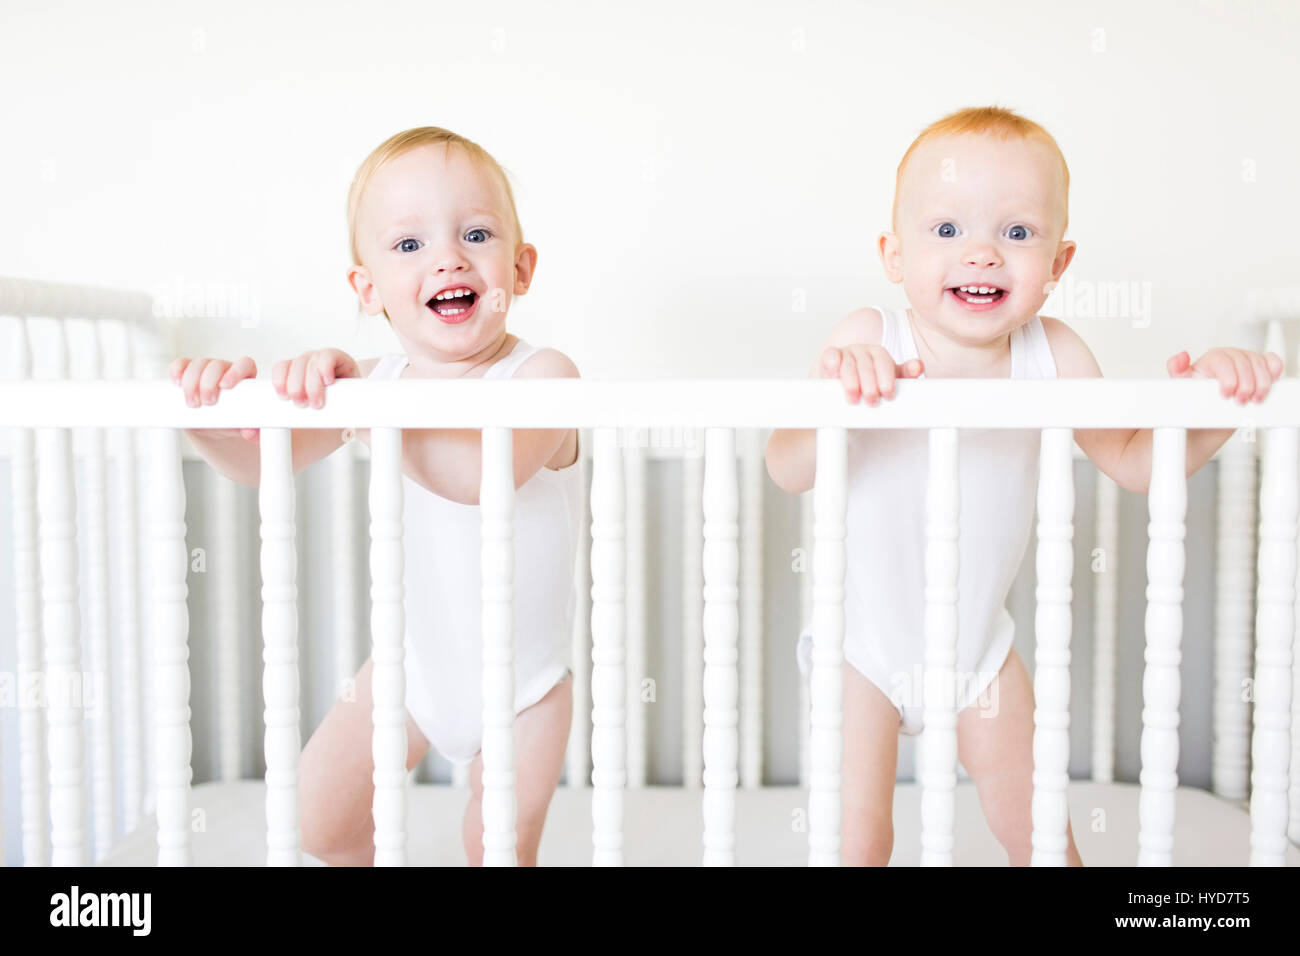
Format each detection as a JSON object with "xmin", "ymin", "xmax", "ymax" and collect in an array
[
  {"xmin": 148, "ymin": 427, "xmax": 192, "ymax": 867},
  {"xmin": 480, "ymin": 427, "xmax": 517, "ymax": 866},
  {"xmin": 739, "ymin": 429, "xmax": 764, "ymax": 789},
  {"xmin": 37, "ymin": 315, "xmax": 87, "ymax": 867},
  {"xmin": 681, "ymin": 432, "xmax": 705, "ymax": 789},
  {"xmin": 1137, "ymin": 427, "xmax": 1187, "ymax": 867},
  {"xmin": 1091, "ymin": 472, "xmax": 1119, "ymax": 783},
  {"xmin": 920, "ymin": 427, "xmax": 959, "ymax": 867},
  {"xmin": 331, "ymin": 443, "xmax": 362, "ymax": 711},
  {"xmin": 1249, "ymin": 426, "xmax": 1297, "ymax": 866},
  {"xmin": 809, "ymin": 427, "xmax": 846, "ymax": 867},
  {"xmin": 1212, "ymin": 430, "xmax": 1257, "ymax": 800},
  {"xmin": 213, "ymin": 473, "xmax": 244, "ymax": 782},
  {"xmin": 624, "ymin": 432, "xmax": 647, "ymax": 788},
  {"xmin": 1031, "ymin": 428, "xmax": 1074, "ymax": 865},
  {"xmin": 369, "ymin": 427, "xmax": 406, "ymax": 867},
  {"xmin": 8, "ymin": 316, "xmax": 48, "ymax": 866},
  {"xmin": 798, "ymin": 490, "xmax": 813, "ymax": 789},
  {"xmin": 590, "ymin": 427, "xmax": 625, "ymax": 865},
  {"xmin": 567, "ymin": 434, "xmax": 592, "ymax": 788},
  {"xmin": 259, "ymin": 427, "xmax": 300, "ymax": 866},
  {"xmin": 702, "ymin": 427, "xmax": 739, "ymax": 865}
]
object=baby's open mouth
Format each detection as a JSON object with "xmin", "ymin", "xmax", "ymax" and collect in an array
[
  {"xmin": 427, "ymin": 287, "xmax": 478, "ymax": 317},
  {"xmin": 948, "ymin": 285, "xmax": 1006, "ymax": 305}
]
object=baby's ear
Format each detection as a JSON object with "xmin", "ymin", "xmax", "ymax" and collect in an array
[
  {"xmin": 513, "ymin": 242, "xmax": 539, "ymax": 295},
  {"xmin": 347, "ymin": 265, "xmax": 385, "ymax": 316},
  {"xmin": 878, "ymin": 232, "xmax": 903, "ymax": 283}
]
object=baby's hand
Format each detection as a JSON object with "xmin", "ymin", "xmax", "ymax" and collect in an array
[
  {"xmin": 169, "ymin": 355, "xmax": 261, "ymax": 442},
  {"xmin": 1166, "ymin": 348, "xmax": 1285, "ymax": 404},
  {"xmin": 271, "ymin": 348, "xmax": 361, "ymax": 409},
  {"xmin": 819, "ymin": 344, "xmax": 924, "ymax": 406}
]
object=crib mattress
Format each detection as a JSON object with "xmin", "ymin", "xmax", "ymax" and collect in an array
[{"xmin": 93, "ymin": 780, "xmax": 1294, "ymax": 867}]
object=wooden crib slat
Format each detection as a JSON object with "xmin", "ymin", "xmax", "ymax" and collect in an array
[
  {"xmin": 480, "ymin": 427, "xmax": 517, "ymax": 866},
  {"xmin": 624, "ymin": 433, "xmax": 647, "ymax": 789},
  {"xmin": 1137, "ymin": 427, "xmax": 1187, "ymax": 867},
  {"xmin": 702, "ymin": 427, "xmax": 739, "ymax": 865},
  {"xmin": 8, "ymin": 317, "xmax": 49, "ymax": 867},
  {"xmin": 739, "ymin": 429, "xmax": 764, "ymax": 790},
  {"xmin": 1212, "ymin": 430, "xmax": 1257, "ymax": 800},
  {"xmin": 259, "ymin": 427, "xmax": 300, "ymax": 866},
  {"xmin": 1031, "ymin": 427, "xmax": 1074, "ymax": 865},
  {"xmin": 797, "ymin": 490, "xmax": 813, "ymax": 790},
  {"xmin": 1249, "ymin": 425, "xmax": 1297, "ymax": 866},
  {"xmin": 590, "ymin": 427, "xmax": 625, "ymax": 865},
  {"xmin": 213, "ymin": 473, "xmax": 244, "ymax": 782},
  {"xmin": 38, "ymin": 327, "xmax": 89, "ymax": 867},
  {"xmin": 369, "ymin": 427, "xmax": 406, "ymax": 867},
  {"xmin": 920, "ymin": 427, "xmax": 959, "ymax": 867},
  {"xmin": 681, "ymin": 432, "xmax": 704, "ymax": 789},
  {"xmin": 104, "ymin": 320, "xmax": 145, "ymax": 834},
  {"xmin": 1091, "ymin": 472, "xmax": 1119, "ymax": 784},
  {"xmin": 148, "ymin": 426, "xmax": 192, "ymax": 867},
  {"xmin": 808, "ymin": 426, "xmax": 846, "ymax": 867},
  {"xmin": 331, "ymin": 441, "xmax": 362, "ymax": 731},
  {"xmin": 565, "ymin": 434, "xmax": 592, "ymax": 789},
  {"xmin": 72, "ymin": 318, "xmax": 118, "ymax": 862}
]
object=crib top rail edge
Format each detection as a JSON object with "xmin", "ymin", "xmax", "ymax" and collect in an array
[{"xmin": 0, "ymin": 378, "xmax": 1295, "ymax": 429}]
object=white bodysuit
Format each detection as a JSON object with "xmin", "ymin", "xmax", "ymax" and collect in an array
[
  {"xmin": 367, "ymin": 339, "xmax": 581, "ymax": 764},
  {"xmin": 796, "ymin": 307, "xmax": 1058, "ymax": 735}
]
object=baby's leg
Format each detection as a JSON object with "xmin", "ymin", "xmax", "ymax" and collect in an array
[
  {"xmin": 841, "ymin": 662, "xmax": 902, "ymax": 866},
  {"xmin": 956, "ymin": 647, "xmax": 1083, "ymax": 866},
  {"xmin": 299, "ymin": 656, "xmax": 431, "ymax": 866},
  {"xmin": 461, "ymin": 673, "xmax": 573, "ymax": 866}
]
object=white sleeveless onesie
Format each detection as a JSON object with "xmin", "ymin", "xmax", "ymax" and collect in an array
[
  {"xmin": 367, "ymin": 339, "xmax": 581, "ymax": 764},
  {"xmin": 796, "ymin": 308, "xmax": 1058, "ymax": 735}
]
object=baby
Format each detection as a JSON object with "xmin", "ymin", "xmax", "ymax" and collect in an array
[
  {"xmin": 171, "ymin": 128, "xmax": 582, "ymax": 866},
  {"xmin": 765, "ymin": 106, "xmax": 1283, "ymax": 867}
]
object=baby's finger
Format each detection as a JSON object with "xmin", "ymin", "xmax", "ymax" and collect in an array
[
  {"xmin": 1166, "ymin": 351, "xmax": 1191, "ymax": 378},
  {"xmin": 867, "ymin": 347, "xmax": 896, "ymax": 400},
  {"xmin": 239, "ymin": 428, "xmax": 260, "ymax": 444},
  {"xmin": 1264, "ymin": 351, "xmax": 1284, "ymax": 380},
  {"xmin": 820, "ymin": 347, "xmax": 842, "ymax": 378},
  {"xmin": 839, "ymin": 350, "xmax": 861, "ymax": 404},
  {"xmin": 221, "ymin": 355, "xmax": 256, "ymax": 388},
  {"xmin": 1246, "ymin": 351, "xmax": 1271, "ymax": 402},
  {"xmin": 271, "ymin": 359, "xmax": 289, "ymax": 397},
  {"xmin": 285, "ymin": 357, "xmax": 309, "ymax": 405},
  {"xmin": 168, "ymin": 356, "xmax": 190, "ymax": 384},
  {"xmin": 198, "ymin": 361, "xmax": 230, "ymax": 405},
  {"xmin": 305, "ymin": 362, "xmax": 326, "ymax": 408},
  {"xmin": 1228, "ymin": 351, "xmax": 1254, "ymax": 403},
  {"xmin": 897, "ymin": 358, "xmax": 924, "ymax": 379},
  {"xmin": 179, "ymin": 359, "xmax": 209, "ymax": 407}
]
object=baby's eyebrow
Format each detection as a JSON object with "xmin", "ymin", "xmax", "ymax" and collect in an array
[{"xmin": 379, "ymin": 208, "xmax": 504, "ymax": 238}]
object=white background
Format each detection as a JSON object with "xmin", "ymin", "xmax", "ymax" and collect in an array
[{"xmin": 2, "ymin": 0, "xmax": 1298, "ymax": 378}]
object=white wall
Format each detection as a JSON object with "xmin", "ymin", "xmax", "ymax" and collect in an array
[{"xmin": 2, "ymin": 0, "xmax": 1297, "ymax": 379}]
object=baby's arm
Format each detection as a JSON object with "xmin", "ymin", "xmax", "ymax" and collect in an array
[
  {"xmin": 377, "ymin": 348, "xmax": 580, "ymax": 505},
  {"xmin": 1040, "ymin": 317, "xmax": 1283, "ymax": 494},
  {"xmin": 172, "ymin": 355, "xmax": 354, "ymax": 487},
  {"xmin": 766, "ymin": 308, "xmax": 923, "ymax": 495}
]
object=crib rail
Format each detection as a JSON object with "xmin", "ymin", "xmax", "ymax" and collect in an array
[{"xmin": 3, "ymin": 279, "xmax": 1298, "ymax": 868}]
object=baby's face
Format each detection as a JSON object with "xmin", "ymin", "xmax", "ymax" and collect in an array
[
  {"xmin": 880, "ymin": 133, "xmax": 1075, "ymax": 345},
  {"xmin": 349, "ymin": 143, "xmax": 535, "ymax": 364}
]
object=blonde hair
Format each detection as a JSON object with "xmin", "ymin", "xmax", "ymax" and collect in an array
[
  {"xmin": 346, "ymin": 126, "xmax": 524, "ymax": 268},
  {"xmin": 891, "ymin": 106, "xmax": 1070, "ymax": 233}
]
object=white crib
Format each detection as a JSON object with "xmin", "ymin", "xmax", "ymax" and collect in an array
[{"xmin": 1, "ymin": 276, "xmax": 1297, "ymax": 867}]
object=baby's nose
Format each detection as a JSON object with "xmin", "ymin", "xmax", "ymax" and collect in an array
[{"xmin": 962, "ymin": 246, "xmax": 1002, "ymax": 268}]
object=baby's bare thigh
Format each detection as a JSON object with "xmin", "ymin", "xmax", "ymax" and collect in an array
[
  {"xmin": 841, "ymin": 663, "xmax": 901, "ymax": 821},
  {"xmin": 300, "ymin": 657, "xmax": 431, "ymax": 824}
]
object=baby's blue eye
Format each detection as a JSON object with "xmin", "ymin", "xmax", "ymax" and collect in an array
[
  {"xmin": 933, "ymin": 222, "xmax": 958, "ymax": 238},
  {"xmin": 396, "ymin": 238, "xmax": 421, "ymax": 253},
  {"xmin": 465, "ymin": 228, "xmax": 491, "ymax": 243},
  {"xmin": 1006, "ymin": 225, "xmax": 1030, "ymax": 240}
]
